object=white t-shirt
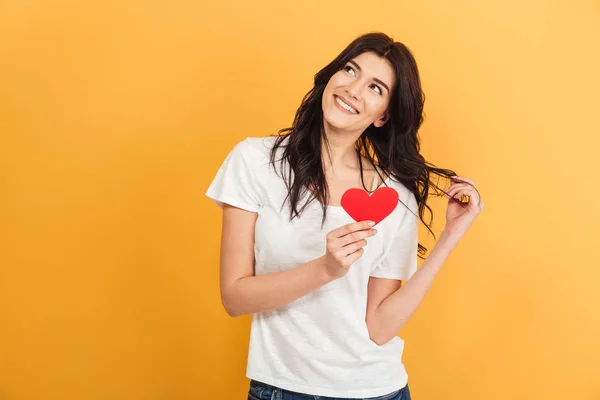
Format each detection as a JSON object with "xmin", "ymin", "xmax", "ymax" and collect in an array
[{"xmin": 205, "ymin": 135, "xmax": 419, "ymax": 398}]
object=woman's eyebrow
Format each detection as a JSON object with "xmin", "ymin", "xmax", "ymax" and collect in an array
[{"xmin": 348, "ymin": 59, "xmax": 390, "ymax": 93}]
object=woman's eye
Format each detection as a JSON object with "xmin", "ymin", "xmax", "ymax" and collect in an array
[
  {"xmin": 344, "ymin": 66, "xmax": 356, "ymax": 76},
  {"xmin": 371, "ymin": 85, "xmax": 382, "ymax": 95}
]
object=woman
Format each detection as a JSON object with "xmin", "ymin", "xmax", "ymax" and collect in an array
[{"xmin": 206, "ymin": 32, "xmax": 484, "ymax": 400}]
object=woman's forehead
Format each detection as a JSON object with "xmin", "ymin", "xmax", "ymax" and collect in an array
[{"xmin": 349, "ymin": 52, "xmax": 396, "ymax": 87}]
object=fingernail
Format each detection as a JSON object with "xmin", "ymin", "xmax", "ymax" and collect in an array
[{"xmin": 368, "ymin": 221, "xmax": 375, "ymax": 226}]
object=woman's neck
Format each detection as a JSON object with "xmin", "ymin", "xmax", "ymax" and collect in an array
[{"xmin": 321, "ymin": 127, "xmax": 364, "ymax": 172}]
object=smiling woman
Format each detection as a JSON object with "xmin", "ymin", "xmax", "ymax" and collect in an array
[{"xmin": 206, "ymin": 32, "xmax": 484, "ymax": 400}]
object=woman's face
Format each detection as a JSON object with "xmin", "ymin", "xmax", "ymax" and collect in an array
[{"xmin": 322, "ymin": 51, "xmax": 396, "ymax": 134}]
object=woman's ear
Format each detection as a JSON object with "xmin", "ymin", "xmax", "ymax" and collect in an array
[{"xmin": 374, "ymin": 114, "xmax": 389, "ymax": 128}]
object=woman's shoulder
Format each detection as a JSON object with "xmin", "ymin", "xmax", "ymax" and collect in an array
[
  {"xmin": 224, "ymin": 135, "xmax": 289, "ymax": 177},
  {"xmin": 235, "ymin": 135, "xmax": 285, "ymax": 159}
]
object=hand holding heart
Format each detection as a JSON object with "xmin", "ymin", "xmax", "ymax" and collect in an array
[{"xmin": 319, "ymin": 188, "xmax": 394, "ymax": 281}]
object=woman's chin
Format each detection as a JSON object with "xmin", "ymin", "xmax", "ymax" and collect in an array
[
  {"xmin": 323, "ymin": 113, "xmax": 355, "ymax": 131},
  {"xmin": 324, "ymin": 120, "xmax": 350, "ymax": 131}
]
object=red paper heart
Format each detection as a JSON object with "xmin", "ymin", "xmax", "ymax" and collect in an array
[{"xmin": 340, "ymin": 187, "xmax": 399, "ymax": 225}]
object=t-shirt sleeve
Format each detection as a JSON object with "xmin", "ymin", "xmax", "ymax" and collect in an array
[
  {"xmin": 370, "ymin": 191, "xmax": 419, "ymax": 280},
  {"xmin": 205, "ymin": 139, "xmax": 263, "ymax": 212}
]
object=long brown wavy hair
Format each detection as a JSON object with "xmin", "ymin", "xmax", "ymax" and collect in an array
[{"xmin": 269, "ymin": 32, "xmax": 460, "ymax": 258}]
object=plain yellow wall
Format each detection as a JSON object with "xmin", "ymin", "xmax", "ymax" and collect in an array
[{"xmin": 1, "ymin": 1, "xmax": 599, "ymax": 399}]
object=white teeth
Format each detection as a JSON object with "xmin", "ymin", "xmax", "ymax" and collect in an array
[{"xmin": 335, "ymin": 96, "xmax": 358, "ymax": 114}]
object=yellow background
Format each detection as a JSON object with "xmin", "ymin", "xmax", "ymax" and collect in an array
[{"xmin": 1, "ymin": 1, "xmax": 599, "ymax": 399}]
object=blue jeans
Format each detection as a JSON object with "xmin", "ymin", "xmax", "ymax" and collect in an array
[{"xmin": 248, "ymin": 379, "xmax": 411, "ymax": 400}]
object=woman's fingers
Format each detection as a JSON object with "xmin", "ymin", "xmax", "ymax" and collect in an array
[
  {"xmin": 338, "ymin": 240, "xmax": 367, "ymax": 258},
  {"xmin": 326, "ymin": 221, "xmax": 376, "ymax": 258},
  {"xmin": 345, "ymin": 247, "xmax": 365, "ymax": 264},
  {"xmin": 450, "ymin": 175, "xmax": 476, "ymax": 187},
  {"xmin": 446, "ymin": 183, "xmax": 479, "ymax": 201},
  {"xmin": 446, "ymin": 184, "xmax": 484, "ymax": 208},
  {"xmin": 329, "ymin": 220, "xmax": 374, "ymax": 239},
  {"xmin": 445, "ymin": 183, "xmax": 470, "ymax": 197},
  {"xmin": 338, "ymin": 228, "xmax": 377, "ymax": 247}
]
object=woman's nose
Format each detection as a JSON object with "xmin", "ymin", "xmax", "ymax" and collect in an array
[{"xmin": 347, "ymin": 83, "xmax": 362, "ymax": 100}]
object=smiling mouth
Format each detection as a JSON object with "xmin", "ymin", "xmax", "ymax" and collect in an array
[{"xmin": 334, "ymin": 95, "xmax": 359, "ymax": 114}]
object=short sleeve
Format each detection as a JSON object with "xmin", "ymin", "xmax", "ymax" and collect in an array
[
  {"xmin": 370, "ymin": 191, "xmax": 419, "ymax": 280},
  {"xmin": 205, "ymin": 139, "xmax": 263, "ymax": 212}
]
